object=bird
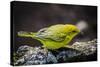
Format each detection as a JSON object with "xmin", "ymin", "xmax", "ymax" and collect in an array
[{"xmin": 18, "ymin": 24, "xmax": 80, "ymax": 50}]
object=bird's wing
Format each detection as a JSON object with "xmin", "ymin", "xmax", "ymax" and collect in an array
[
  {"xmin": 36, "ymin": 26, "xmax": 67, "ymax": 42},
  {"xmin": 45, "ymin": 31, "xmax": 67, "ymax": 41}
]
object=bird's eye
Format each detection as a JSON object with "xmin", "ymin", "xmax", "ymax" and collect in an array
[{"xmin": 72, "ymin": 30, "xmax": 76, "ymax": 33}]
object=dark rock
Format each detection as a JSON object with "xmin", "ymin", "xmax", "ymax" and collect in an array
[
  {"xmin": 14, "ymin": 39, "xmax": 97, "ymax": 65},
  {"xmin": 70, "ymin": 39, "xmax": 97, "ymax": 55}
]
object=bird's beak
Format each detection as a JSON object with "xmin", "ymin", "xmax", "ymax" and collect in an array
[{"xmin": 76, "ymin": 27, "xmax": 80, "ymax": 33}]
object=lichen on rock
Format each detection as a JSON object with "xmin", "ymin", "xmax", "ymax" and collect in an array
[
  {"xmin": 13, "ymin": 39, "xmax": 97, "ymax": 66},
  {"xmin": 70, "ymin": 39, "xmax": 97, "ymax": 55}
]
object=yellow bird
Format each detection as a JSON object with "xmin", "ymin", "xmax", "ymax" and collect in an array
[{"xmin": 18, "ymin": 24, "xmax": 80, "ymax": 50}]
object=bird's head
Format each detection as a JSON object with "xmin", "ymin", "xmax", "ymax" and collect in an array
[{"xmin": 65, "ymin": 24, "xmax": 80, "ymax": 37}]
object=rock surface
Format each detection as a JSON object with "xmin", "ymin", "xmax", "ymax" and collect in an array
[{"xmin": 13, "ymin": 39, "xmax": 97, "ymax": 66}]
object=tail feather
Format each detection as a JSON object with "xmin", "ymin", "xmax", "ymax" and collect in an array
[
  {"xmin": 18, "ymin": 31, "xmax": 44, "ymax": 43},
  {"xmin": 18, "ymin": 31, "xmax": 36, "ymax": 38}
]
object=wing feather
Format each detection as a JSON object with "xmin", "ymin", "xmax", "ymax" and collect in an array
[{"xmin": 36, "ymin": 24, "xmax": 67, "ymax": 41}]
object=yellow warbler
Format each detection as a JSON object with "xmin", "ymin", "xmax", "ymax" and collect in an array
[{"xmin": 18, "ymin": 24, "xmax": 80, "ymax": 50}]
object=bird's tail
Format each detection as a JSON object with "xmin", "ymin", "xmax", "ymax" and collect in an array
[
  {"xmin": 18, "ymin": 31, "xmax": 44, "ymax": 43},
  {"xmin": 18, "ymin": 31, "xmax": 37, "ymax": 38}
]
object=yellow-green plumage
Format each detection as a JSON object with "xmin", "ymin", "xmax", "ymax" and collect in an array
[{"xmin": 18, "ymin": 24, "xmax": 80, "ymax": 50}]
